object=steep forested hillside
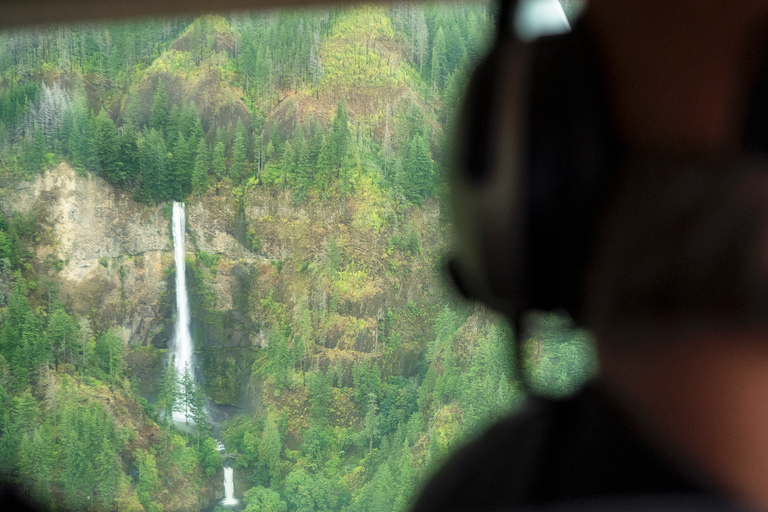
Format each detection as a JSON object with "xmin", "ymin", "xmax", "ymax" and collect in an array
[{"xmin": 0, "ymin": 4, "xmax": 594, "ymax": 512}]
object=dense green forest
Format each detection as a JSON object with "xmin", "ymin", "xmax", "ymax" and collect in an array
[{"xmin": 0, "ymin": 4, "xmax": 595, "ymax": 512}]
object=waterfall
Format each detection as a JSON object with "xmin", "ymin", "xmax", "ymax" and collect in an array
[
  {"xmin": 171, "ymin": 202, "xmax": 195, "ymax": 424},
  {"xmin": 222, "ymin": 467, "xmax": 238, "ymax": 505},
  {"xmin": 172, "ymin": 204, "xmax": 236, "ymax": 507}
]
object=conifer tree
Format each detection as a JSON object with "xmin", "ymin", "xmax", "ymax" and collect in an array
[
  {"xmin": 363, "ymin": 392, "xmax": 379, "ymax": 461},
  {"xmin": 0, "ymin": 412, "xmax": 20, "ymax": 476},
  {"xmin": 156, "ymin": 363, "xmax": 178, "ymax": 424},
  {"xmin": 95, "ymin": 442, "xmax": 121, "ymax": 509},
  {"xmin": 212, "ymin": 132, "xmax": 227, "ymax": 179},
  {"xmin": 139, "ymin": 128, "xmax": 169, "ymax": 202},
  {"xmin": 353, "ymin": 359, "xmax": 382, "ymax": 405},
  {"xmin": 24, "ymin": 311, "xmax": 50, "ymax": 376},
  {"xmin": 149, "ymin": 79, "xmax": 169, "ymax": 135},
  {"xmin": 431, "ymin": 27, "xmax": 447, "ymax": 91},
  {"xmin": 118, "ymin": 121, "xmax": 141, "ymax": 183},
  {"xmin": 180, "ymin": 101, "xmax": 204, "ymax": 144},
  {"xmin": 20, "ymin": 426, "xmax": 54, "ymax": 506},
  {"xmin": 94, "ymin": 109, "xmax": 121, "ymax": 182},
  {"xmin": 258, "ymin": 416, "xmax": 281, "ymax": 485},
  {"xmin": 404, "ymin": 135, "xmax": 432, "ymax": 203},
  {"xmin": 192, "ymin": 138, "xmax": 210, "ymax": 195},
  {"xmin": 230, "ymin": 119, "xmax": 249, "ymax": 183},
  {"xmin": 329, "ymin": 98, "xmax": 350, "ymax": 172},
  {"xmin": 280, "ymin": 140, "xmax": 294, "ymax": 188},
  {"xmin": 293, "ymin": 124, "xmax": 311, "ymax": 201},
  {"xmin": 94, "ymin": 328, "xmax": 123, "ymax": 380},
  {"xmin": 191, "ymin": 383, "xmax": 209, "ymax": 443},
  {"xmin": 176, "ymin": 366, "xmax": 195, "ymax": 426},
  {"xmin": 172, "ymin": 131, "xmax": 193, "ymax": 198},
  {"xmin": 309, "ymin": 368, "xmax": 332, "ymax": 425}
]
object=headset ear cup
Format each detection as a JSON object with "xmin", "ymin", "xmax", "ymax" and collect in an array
[{"xmin": 449, "ymin": 38, "xmax": 531, "ymax": 318}]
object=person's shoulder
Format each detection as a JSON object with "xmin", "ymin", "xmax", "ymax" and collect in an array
[
  {"xmin": 409, "ymin": 386, "xmax": 721, "ymax": 512},
  {"xmin": 410, "ymin": 397, "xmax": 558, "ymax": 512}
]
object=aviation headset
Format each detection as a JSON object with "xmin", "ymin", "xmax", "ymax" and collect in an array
[
  {"xmin": 447, "ymin": 0, "xmax": 619, "ymax": 327},
  {"xmin": 448, "ymin": 0, "xmax": 768, "ymax": 380}
]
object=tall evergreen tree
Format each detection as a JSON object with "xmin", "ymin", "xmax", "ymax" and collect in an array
[
  {"xmin": 156, "ymin": 363, "xmax": 178, "ymax": 424},
  {"xmin": 95, "ymin": 442, "xmax": 121, "ymax": 509},
  {"xmin": 192, "ymin": 138, "xmax": 210, "ymax": 195},
  {"xmin": 94, "ymin": 328, "xmax": 123, "ymax": 380},
  {"xmin": 212, "ymin": 129, "xmax": 227, "ymax": 179},
  {"xmin": 172, "ymin": 131, "xmax": 193, "ymax": 198},
  {"xmin": 94, "ymin": 109, "xmax": 121, "ymax": 182},
  {"xmin": 230, "ymin": 119, "xmax": 250, "ymax": 184},
  {"xmin": 431, "ymin": 27, "xmax": 447, "ymax": 91},
  {"xmin": 329, "ymin": 98, "xmax": 350, "ymax": 172},
  {"xmin": 259, "ymin": 416, "xmax": 281, "ymax": 486},
  {"xmin": 139, "ymin": 128, "xmax": 169, "ymax": 203},
  {"xmin": 149, "ymin": 79, "xmax": 169, "ymax": 135}
]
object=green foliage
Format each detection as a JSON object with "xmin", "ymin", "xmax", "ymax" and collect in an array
[
  {"xmin": 192, "ymin": 138, "xmax": 211, "ymax": 195},
  {"xmin": 0, "ymin": 9, "xmax": 600, "ymax": 512},
  {"xmin": 308, "ymin": 369, "xmax": 333, "ymax": 425},
  {"xmin": 199, "ymin": 437, "xmax": 223, "ymax": 476},
  {"xmin": 245, "ymin": 485, "xmax": 287, "ymax": 512},
  {"xmin": 156, "ymin": 362, "xmax": 179, "ymax": 423},
  {"xmin": 523, "ymin": 313, "xmax": 599, "ymax": 397},
  {"xmin": 94, "ymin": 328, "xmax": 124, "ymax": 380},
  {"xmin": 259, "ymin": 416, "xmax": 281, "ymax": 485},
  {"xmin": 149, "ymin": 79, "xmax": 170, "ymax": 134},
  {"xmin": 353, "ymin": 359, "xmax": 382, "ymax": 406}
]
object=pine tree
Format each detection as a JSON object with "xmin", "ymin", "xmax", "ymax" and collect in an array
[
  {"xmin": 431, "ymin": 27, "xmax": 447, "ymax": 91},
  {"xmin": 230, "ymin": 119, "xmax": 249, "ymax": 184},
  {"xmin": 212, "ymin": 130, "xmax": 227, "ymax": 179},
  {"xmin": 23, "ymin": 311, "xmax": 50, "ymax": 380},
  {"xmin": 0, "ymin": 413, "xmax": 20, "ymax": 476},
  {"xmin": 139, "ymin": 128, "xmax": 169, "ymax": 203},
  {"xmin": 70, "ymin": 99, "xmax": 97, "ymax": 172},
  {"xmin": 180, "ymin": 101, "xmax": 204, "ymax": 144},
  {"xmin": 149, "ymin": 79, "xmax": 169, "ymax": 135},
  {"xmin": 309, "ymin": 369, "xmax": 332, "ymax": 425},
  {"xmin": 258, "ymin": 416, "xmax": 281, "ymax": 485},
  {"xmin": 293, "ymin": 124, "xmax": 311, "ymax": 201},
  {"xmin": 156, "ymin": 363, "xmax": 178, "ymax": 424},
  {"xmin": 62, "ymin": 404, "xmax": 95, "ymax": 509},
  {"xmin": 118, "ymin": 121, "xmax": 141, "ymax": 183},
  {"xmin": 190, "ymin": 383, "xmax": 209, "ymax": 443},
  {"xmin": 20, "ymin": 426, "xmax": 54, "ymax": 506},
  {"xmin": 353, "ymin": 359, "xmax": 381, "ymax": 405},
  {"xmin": 363, "ymin": 392, "xmax": 379, "ymax": 461},
  {"xmin": 95, "ymin": 442, "xmax": 121, "ymax": 509},
  {"xmin": 176, "ymin": 366, "xmax": 195, "ymax": 426},
  {"xmin": 192, "ymin": 138, "xmax": 210, "ymax": 195},
  {"xmin": 94, "ymin": 328, "xmax": 123, "ymax": 380},
  {"xmin": 329, "ymin": 98, "xmax": 349, "ymax": 172},
  {"xmin": 172, "ymin": 131, "xmax": 193, "ymax": 198},
  {"xmin": 403, "ymin": 135, "xmax": 432, "ymax": 203},
  {"xmin": 135, "ymin": 449, "xmax": 160, "ymax": 511},
  {"xmin": 279, "ymin": 140, "xmax": 294, "ymax": 189},
  {"xmin": 1, "ymin": 271, "xmax": 29, "ymax": 361},
  {"xmin": 94, "ymin": 109, "xmax": 121, "ymax": 182}
]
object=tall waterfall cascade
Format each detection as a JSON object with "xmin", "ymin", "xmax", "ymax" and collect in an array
[
  {"xmin": 171, "ymin": 202, "xmax": 195, "ymax": 424},
  {"xmin": 172, "ymin": 203, "xmax": 239, "ymax": 506}
]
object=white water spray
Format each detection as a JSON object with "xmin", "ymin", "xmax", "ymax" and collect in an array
[
  {"xmin": 171, "ymin": 202, "xmax": 194, "ymax": 424},
  {"xmin": 223, "ymin": 467, "xmax": 238, "ymax": 505}
]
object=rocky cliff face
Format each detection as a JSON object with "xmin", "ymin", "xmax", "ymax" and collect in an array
[
  {"xmin": 1, "ymin": 163, "xmax": 171, "ymax": 344},
  {"xmin": 0, "ymin": 164, "xmax": 448, "ymax": 408},
  {"xmin": 0, "ymin": 164, "xmax": 262, "ymax": 348}
]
